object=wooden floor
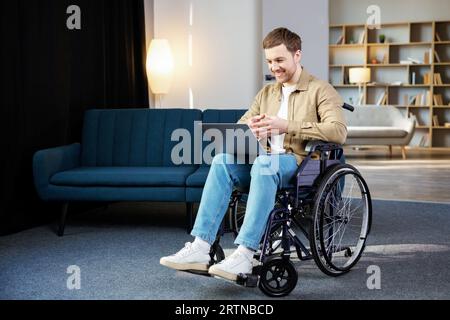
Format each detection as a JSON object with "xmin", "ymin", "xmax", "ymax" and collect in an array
[{"xmin": 344, "ymin": 146, "xmax": 450, "ymax": 203}]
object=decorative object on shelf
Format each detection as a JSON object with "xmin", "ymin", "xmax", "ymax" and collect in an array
[
  {"xmin": 371, "ymin": 59, "xmax": 378, "ymax": 64},
  {"xmin": 379, "ymin": 34, "xmax": 386, "ymax": 43},
  {"xmin": 445, "ymin": 122, "xmax": 450, "ymax": 128},
  {"xmin": 146, "ymin": 39, "xmax": 175, "ymax": 108},
  {"xmin": 349, "ymin": 67, "xmax": 371, "ymax": 105}
]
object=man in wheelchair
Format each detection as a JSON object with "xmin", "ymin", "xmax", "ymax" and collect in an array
[{"xmin": 161, "ymin": 28, "xmax": 371, "ymax": 296}]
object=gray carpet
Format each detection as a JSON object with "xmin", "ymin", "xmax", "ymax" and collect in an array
[{"xmin": 1, "ymin": 200, "xmax": 449, "ymax": 300}]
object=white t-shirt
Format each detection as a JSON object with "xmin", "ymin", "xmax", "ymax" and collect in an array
[{"xmin": 270, "ymin": 84, "xmax": 297, "ymax": 154}]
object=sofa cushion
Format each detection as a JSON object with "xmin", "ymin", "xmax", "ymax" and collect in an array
[
  {"xmin": 348, "ymin": 126, "xmax": 407, "ymax": 138},
  {"xmin": 81, "ymin": 108, "xmax": 202, "ymax": 167},
  {"xmin": 186, "ymin": 166, "xmax": 210, "ymax": 187},
  {"xmin": 50, "ymin": 166, "xmax": 198, "ymax": 187}
]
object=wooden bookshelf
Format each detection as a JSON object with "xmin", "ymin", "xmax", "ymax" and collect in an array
[{"xmin": 329, "ymin": 20, "xmax": 450, "ymax": 149}]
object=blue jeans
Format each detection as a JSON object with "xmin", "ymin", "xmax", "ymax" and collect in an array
[{"xmin": 191, "ymin": 153, "xmax": 298, "ymax": 250}]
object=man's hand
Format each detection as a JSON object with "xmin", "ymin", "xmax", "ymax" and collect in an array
[
  {"xmin": 247, "ymin": 114, "xmax": 266, "ymax": 139},
  {"xmin": 250, "ymin": 115, "xmax": 289, "ymax": 140}
]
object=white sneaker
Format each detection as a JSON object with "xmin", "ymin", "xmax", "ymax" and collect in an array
[
  {"xmin": 160, "ymin": 242, "xmax": 211, "ymax": 271},
  {"xmin": 208, "ymin": 250, "xmax": 253, "ymax": 281}
]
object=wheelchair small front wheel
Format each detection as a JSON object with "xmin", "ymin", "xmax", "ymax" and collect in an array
[
  {"xmin": 310, "ymin": 164, "xmax": 372, "ymax": 277},
  {"xmin": 258, "ymin": 257, "xmax": 298, "ymax": 297}
]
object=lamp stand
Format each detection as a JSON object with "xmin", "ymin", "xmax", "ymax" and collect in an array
[
  {"xmin": 155, "ymin": 94, "xmax": 163, "ymax": 108},
  {"xmin": 358, "ymin": 83, "xmax": 363, "ymax": 105}
]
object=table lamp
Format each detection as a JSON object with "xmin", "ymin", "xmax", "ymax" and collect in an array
[{"xmin": 349, "ymin": 67, "xmax": 371, "ymax": 105}]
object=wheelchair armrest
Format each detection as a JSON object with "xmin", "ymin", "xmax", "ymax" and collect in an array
[{"xmin": 305, "ymin": 140, "xmax": 342, "ymax": 153}]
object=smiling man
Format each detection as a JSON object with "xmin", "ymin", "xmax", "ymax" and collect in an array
[
  {"xmin": 241, "ymin": 27, "xmax": 347, "ymax": 162},
  {"xmin": 160, "ymin": 27, "xmax": 347, "ymax": 283}
]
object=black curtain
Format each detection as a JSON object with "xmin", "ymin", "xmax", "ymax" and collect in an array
[{"xmin": 0, "ymin": 0, "xmax": 150, "ymax": 235}]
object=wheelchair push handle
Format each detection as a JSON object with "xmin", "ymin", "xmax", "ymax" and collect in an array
[{"xmin": 342, "ymin": 103, "xmax": 354, "ymax": 112}]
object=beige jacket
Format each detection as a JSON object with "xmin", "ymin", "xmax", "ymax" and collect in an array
[{"xmin": 238, "ymin": 67, "xmax": 347, "ymax": 164}]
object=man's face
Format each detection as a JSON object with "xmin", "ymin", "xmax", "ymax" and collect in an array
[{"xmin": 265, "ymin": 44, "xmax": 301, "ymax": 84}]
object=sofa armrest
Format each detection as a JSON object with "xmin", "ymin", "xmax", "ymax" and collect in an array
[{"xmin": 32, "ymin": 143, "xmax": 81, "ymax": 200}]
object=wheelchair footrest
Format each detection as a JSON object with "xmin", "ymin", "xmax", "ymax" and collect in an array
[
  {"xmin": 236, "ymin": 273, "xmax": 259, "ymax": 288},
  {"xmin": 184, "ymin": 270, "xmax": 211, "ymax": 277}
]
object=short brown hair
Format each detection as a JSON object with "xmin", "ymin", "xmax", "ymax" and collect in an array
[{"xmin": 263, "ymin": 27, "xmax": 302, "ymax": 53}]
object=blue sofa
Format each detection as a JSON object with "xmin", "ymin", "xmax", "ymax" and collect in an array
[{"xmin": 33, "ymin": 108, "xmax": 246, "ymax": 236}]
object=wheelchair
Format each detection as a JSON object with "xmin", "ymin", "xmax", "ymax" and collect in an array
[{"xmin": 194, "ymin": 104, "xmax": 373, "ymax": 297}]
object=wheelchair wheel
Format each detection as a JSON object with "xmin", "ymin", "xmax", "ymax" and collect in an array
[
  {"xmin": 309, "ymin": 164, "xmax": 372, "ymax": 277},
  {"xmin": 258, "ymin": 257, "xmax": 298, "ymax": 297}
]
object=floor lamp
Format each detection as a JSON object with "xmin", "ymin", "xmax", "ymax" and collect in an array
[{"xmin": 146, "ymin": 39, "xmax": 174, "ymax": 108}]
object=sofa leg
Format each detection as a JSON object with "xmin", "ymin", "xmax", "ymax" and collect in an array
[
  {"xmin": 58, "ymin": 203, "xmax": 69, "ymax": 237},
  {"xmin": 401, "ymin": 146, "xmax": 407, "ymax": 160},
  {"xmin": 186, "ymin": 202, "xmax": 194, "ymax": 234}
]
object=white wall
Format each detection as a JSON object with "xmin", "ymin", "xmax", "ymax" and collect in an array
[
  {"xmin": 262, "ymin": 0, "xmax": 329, "ymax": 82},
  {"xmin": 152, "ymin": 0, "xmax": 262, "ymax": 109},
  {"xmin": 330, "ymin": 0, "xmax": 450, "ymax": 24}
]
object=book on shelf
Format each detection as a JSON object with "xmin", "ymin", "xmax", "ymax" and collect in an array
[
  {"xmin": 445, "ymin": 122, "xmax": 450, "ymax": 128},
  {"xmin": 435, "ymin": 32, "xmax": 442, "ymax": 42},
  {"xmin": 424, "ymin": 72, "xmax": 433, "ymax": 85},
  {"xmin": 376, "ymin": 91, "xmax": 387, "ymax": 105},
  {"xmin": 403, "ymin": 94, "xmax": 409, "ymax": 106},
  {"xmin": 433, "ymin": 73, "xmax": 443, "ymax": 85},
  {"xmin": 406, "ymin": 91, "xmax": 432, "ymax": 106},
  {"xmin": 400, "ymin": 60, "xmax": 414, "ymax": 65},
  {"xmin": 415, "ymin": 93, "xmax": 424, "ymax": 106},
  {"xmin": 433, "ymin": 115, "xmax": 440, "ymax": 127},
  {"xmin": 433, "ymin": 94, "xmax": 444, "ymax": 106},
  {"xmin": 407, "ymin": 57, "xmax": 421, "ymax": 64},
  {"xmin": 408, "ymin": 95, "xmax": 416, "ymax": 106},
  {"xmin": 434, "ymin": 51, "xmax": 441, "ymax": 63},
  {"xmin": 424, "ymin": 51, "xmax": 430, "ymax": 64},
  {"xmin": 358, "ymin": 30, "xmax": 366, "ymax": 44},
  {"xmin": 335, "ymin": 35, "xmax": 344, "ymax": 45},
  {"xmin": 426, "ymin": 90, "xmax": 432, "ymax": 105},
  {"xmin": 419, "ymin": 134, "xmax": 429, "ymax": 147}
]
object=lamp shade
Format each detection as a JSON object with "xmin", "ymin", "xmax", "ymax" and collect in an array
[
  {"xmin": 349, "ymin": 67, "xmax": 371, "ymax": 84},
  {"xmin": 146, "ymin": 39, "xmax": 174, "ymax": 95}
]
